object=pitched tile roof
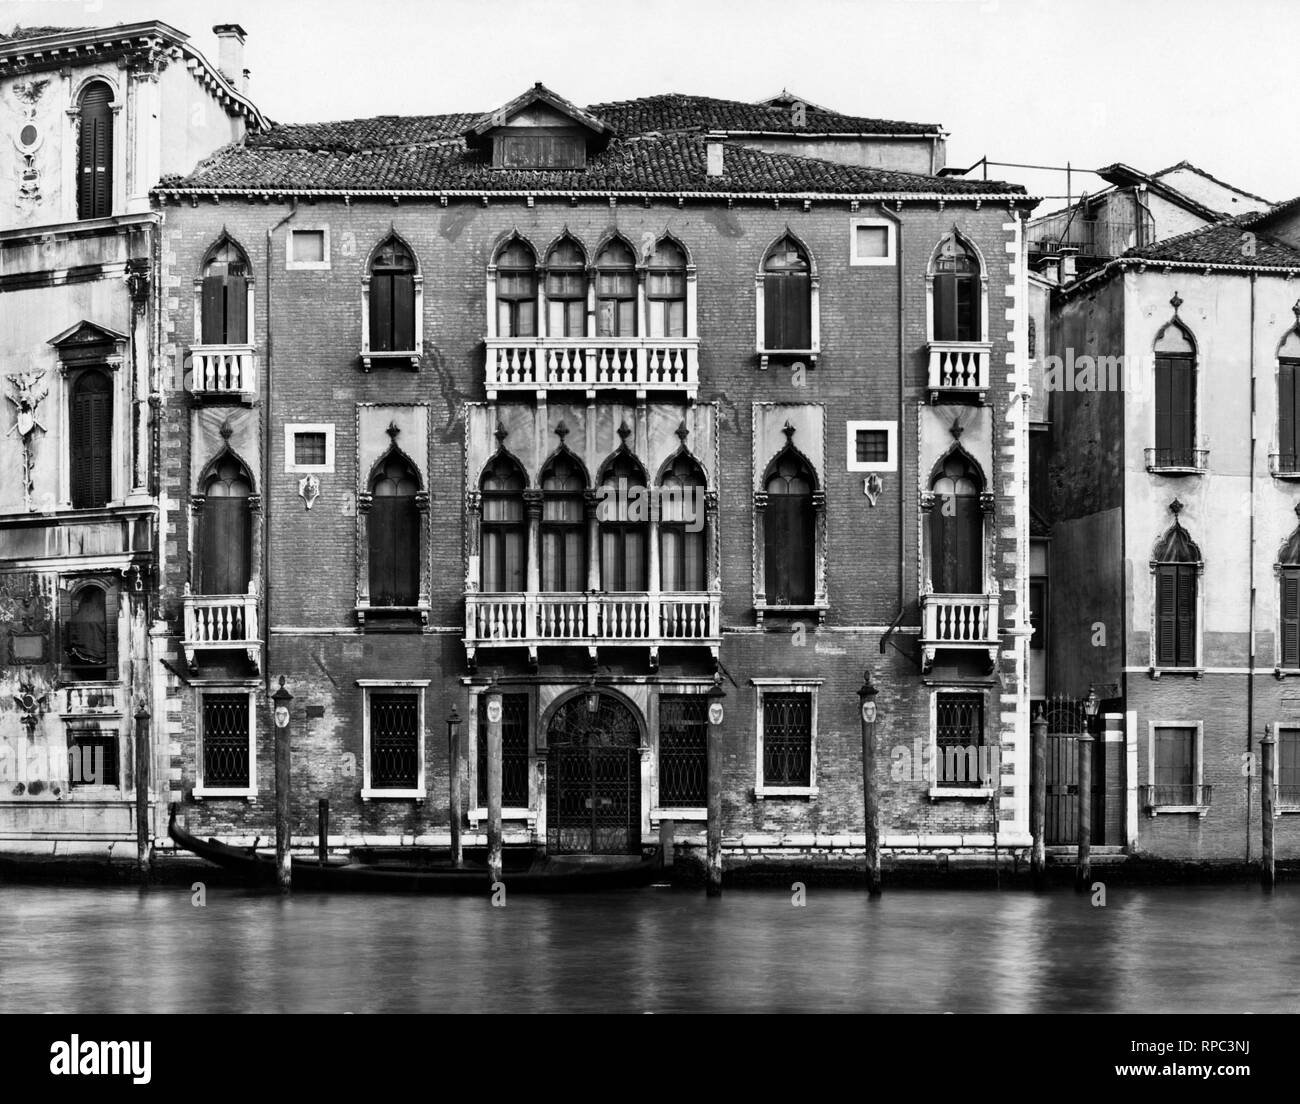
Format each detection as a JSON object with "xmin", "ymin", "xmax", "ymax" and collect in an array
[
  {"xmin": 1120, "ymin": 217, "xmax": 1300, "ymax": 269},
  {"xmin": 587, "ymin": 92, "xmax": 940, "ymax": 136},
  {"xmin": 0, "ymin": 24, "xmax": 96, "ymax": 40},
  {"xmin": 251, "ymin": 114, "xmax": 478, "ymax": 151},
  {"xmin": 164, "ymin": 131, "xmax": 1024, "ymax": 197}
]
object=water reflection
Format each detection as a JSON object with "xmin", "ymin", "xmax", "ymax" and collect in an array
[{"xmin": 0, "ymin": 883, "xmax": 1296, "ymax": 1013}]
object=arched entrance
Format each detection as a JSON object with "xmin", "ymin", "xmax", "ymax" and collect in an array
[{"xmin": 546, "ymin": 691, "xmax": 642, "ymax": 854}]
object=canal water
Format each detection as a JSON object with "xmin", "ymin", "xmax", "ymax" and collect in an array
[{"xmin": 1, "ymin": 882, "xmax": 1297, "ymax": 1013}]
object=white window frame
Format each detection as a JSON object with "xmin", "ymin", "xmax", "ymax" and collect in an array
[
  {"xmin": 466, "ymin": 685, "xmax": 537, "ymax": 826},
  {"xmin": 1274, "ymin": 724, "xmax": 1300, "ymax": 812},
  {"xmin": 752, "ymin": 677, "xmax": 822, "ymax": 799},
  {"xmin": 849, "ymin": 217, "xmax": 896, "ymax": 266},
  {"xmin": 358, "ymin": 679, "xmax": 428, "ymax": 800},
  {"xmin": 283, "ymin": 423, "xmax": 336, "ymax": 474},
  {"xmin": 1146, "ymin": 720, "xmax": 1208, "ymax": 816},
  {"xmin": 1147, "ymin": 558, "xmax": 1205, "ymax": 677},
  {"xmin": 650, "ymin": 682, "xmax": 714, "ymax": 822},
  {"xmin": 846, "ymin": 420, "xmax": 897, "ymax": 473},
  {"xmin": 928, "ymin": 688, "xmax": 993, "ymax": 799},
  {"xmin": 287, "ymin": 227, "xmax": 331, "ymax": 270},
  {"xmin": 194, "ymin": 688, "xmax": 257, "ymax": 800},
  {"xmin": 754, "ymin": 233, "xmax": 821, "ymax": 368}
]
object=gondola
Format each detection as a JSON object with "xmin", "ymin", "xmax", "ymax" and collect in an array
[{"xmin": 167, "ymin": 809, "xmax": 662, "ymax": 894}]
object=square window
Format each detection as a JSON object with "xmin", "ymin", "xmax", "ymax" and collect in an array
[
  {"xmin": 287, "ymin": 228, "xmax": 330, "ymax": 269},
  {"xmin": 67, "ymin": 729, "xmax": 119, "ymax": 788},
  {"xmin": 849, "ymin": 218, "xmax": 896, "ymax": 266},
  {"xmin": 294, "ymin": 432, "xmax": 326, "ymax": 466},
  {"xmin": 856, "ymin": 225, "xmax": 889, "ymax": 258},
  {"xmin": 845, "ymin": 420, "xmax": 896, "ymax": 472}
]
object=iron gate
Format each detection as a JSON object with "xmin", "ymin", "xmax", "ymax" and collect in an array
[
  {"xmin": 546, "ymin": 692, "xmax": 641, "ymax": 854},
  {"xmin": 1041, "ymin": 696, "xmax": 1104, "ymax": 845}
]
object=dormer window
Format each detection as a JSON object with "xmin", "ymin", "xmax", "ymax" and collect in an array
[
  {"xmin": 471, "ymin": 84, "xmax": 611, "ymax": 171},
  {"xmin": 495, "ymin": 131, "xmax": 587, "ymax": 169}
]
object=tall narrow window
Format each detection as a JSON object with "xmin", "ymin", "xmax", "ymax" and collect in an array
[
  {"xmin": 658, "ymin": 695, "xmax": 708, "ymax": 807},
  {"xmin": 480, "ymin": 454, "xmax": 527, "ymax": 593},
  {"xmin": 762, "ymin": 692, "xmax": 812, "ymax": 786},
  {"xmin": 659, "ymin": 453, "xmax": 706, "ymax": 591},
  {"xmin": 1152, "ymin": 520, "xmax": 1200, "ymax": 669},
  {"xmin": 763, "ymin": 449, "xmax": 815, "ymax": 605},
  {"xmin": 477, "ymin": 692, "xmax": 530, "ymax": 807},
  {"xmin": 1277, "ymin": 331, "xmax": 1300, "ymax": 472},
  {"xmin": 77, "ymin": 82, "xmax": 113, "ymax": 220},
  {"xmin": 201, "ymin": 239, "xmax": 250, "ymax": 344},
  {"xmin": 936, "ymin": 692, "xmax": 985, "ymax": 787},
  {"xmin": 202, "ymin": 693, "xmax": 251, "ymax": 790},
  {"xmin": 932, "ymin": 237, "xmax": 981, "ymax": 342},
  {"xmin": 369, "ymin": 453, "xmax": 421, "ymax": 606},
  {"xmin": 929, "ymin": 452, "xmax": 984, "ymax": 594},
  {"xmin": 369, "ymin": 692, "xmax": 420, "ymax": 790},
  {"xmin": 599, "ymin": 453, "xmax": 648, "ymax": 592},
  {"xmin": 496, "ymin": 239, "xmax": 537, "ymax": 337},
  {"xmin": 595, "ymin": 239, "xmax": 636, "ymax": 337},
  {"xmin": 65, "ymin": 584, "xmax": 113, "ymax": 682},
  {"xmin": 1153, "ymin": 725, "xmax": 1196, "ymax": 804},
  {"xmin": 1154, "ymin": 322, "xmax": 1196, "ymax": 468},
  {"xmin": 70, "ymin": 370, "xmax": 112, "ymax": 509},
  {"xmin": 1281, "ymin": 567, "xmax": 1300, "ymax": 669},
  {"xmin": 647, "ymin": 240, "xmax": 687, "ymax": 338},
  {"xmin": 541, "ymin": 453, "xmax": 586, "ymax": 591},
  {"xmin": 369, "ymin": 238, "xmax": 416, "ymax": 352},
  {"xmin": 762, "ymin": 236, "xmax": 811, "ymax": 351},
  {"xmin": 545, "ymin": 238, "xmax": 587, "ymax": 337},
  {"xmin": 199, "ymin": 457, "xmax": 252, "ymax": 595},
  {"xmin": 1279, "ymin": 728, "xmax": 1300, "ymax": 806}
]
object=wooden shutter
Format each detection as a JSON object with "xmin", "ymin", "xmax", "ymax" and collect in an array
[
  {"xmin": 392, "ymin": 273, "xmax": 415, "ymax": 351},
  {"xmin": 956, "ymin": 276, "xmax": 978, "ymax": 341},
  {"xmin": 765, "ymin": 496, "xmax": 813, "ymax": 604},
  {"xmin": 201, "ymin": 499, "xmax": 250, "ymax": 595},
  {"xmin": 1156, "ymin": 565, "xmax": 1178, "ymax": 667},
  {"xmin": 1170, "ymin": 358, "xmax": 1194, "ymax": 459},
  {"xmin": 201, "ymin": 276, "xmax": 226, "ymax": 344},
  {"xmin": 371, "ymin": 274, "xmax": 393, "ymax": 352},
  {"xmin": 933, "ymin": 274, "xmax": 956, "ymax": 341},
  {"xmin": 1155, "ymin": 357, "xmax": 1172, "ymax": 455},
  {"xmin": 71, "ymin": 373, "xmax": 112, "ymax": 509},
  {"xmin": 955, "ymin": 497, "xmax": 982, "ymax": 593},
  {"xmin": 1175, "ymin": 564, "xmax": 1196, "ymax": 666},
  {"xmin": 103, "ymin": 585, "xmax": 119, "ymax": 681},
  {"xmin": 764, "ymin": 274, "xmax": 785, "ymax": 349},
  {"xmin": 78, "ymin": 86, "xmax": 113, "ymax": 219},
  {"xmin": 1283, "ymin": 569, "xmax": 1300, "ymax": 668},
  {"xmin": 1155, "ymin": 727, "xmax": 1194, "ymax": 788},
  {"xmin": 369, "ymin": 497, "xmax": 419, "ymax": 605},
  {"xmin": 226, "ymin": 277, "xmax": 248, "ymax": 343},
  {"xmin": 1282, "ymin": 362, "xmax": 1300, "ymax": 463}
]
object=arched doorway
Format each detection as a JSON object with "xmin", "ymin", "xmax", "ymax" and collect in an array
[{"xmin": 545, "ymin": 691, "xmax": 642, "ymax": 854}]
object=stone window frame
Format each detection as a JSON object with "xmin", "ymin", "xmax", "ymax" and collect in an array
[
  {"xmin": 358, "ymin": 679, "xmax": 429, "ymax": 801},
  {"xmin": 466, "ymin": 684, "xmax": 538, "ymax": 827},
  {"xmin": 754, "ymin": 229, "xmax": 821, "ymax": 369},
  {"xmin": 849, "ymin": 217, "xmax": 896, "ymax": 267},
  {"xmin": 648, "ymin": 680, "xmax": 716, "ymax": 822},
  {"xmin": 924, "ymin": 229, "xmax": 990, "ymax": 345},
  {"xmin": 191, "ymin": 232, "xmax": 257, "ymax": 346},
  {"xmin": 846, "ymin": 419, "xmax": 897, "ymax": 473},
  {"xmin": 751, "ymin": 677, "xmax": 822, "ymax": 800},
  {"xmin": 359, "ymin": 230, "xmax": 424, "ymax": 370},
  {"xmin": 65, "ymin": 73, "xmax": 125, "ymax": 221},
  {"xmin": 193, "ymin": 687, "xmax": 257, "ymax": 800},
  {"xmin": 1145, "ymin": 719, "xmax": 1208, "ymax": 817},
  {"xmin": 283, "ymin": 422, "xmax": 336, "ymax": 474},
  {"xmin": 287, "ymin": 226, "xmax": 330, "ymax": 271},
  {"xmin": 927, "ymin": 686, "xmax": 994, "ymax": 800}
]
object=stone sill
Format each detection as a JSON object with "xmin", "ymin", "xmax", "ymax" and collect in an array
[
  {"xmin": 754, "ymin": 786, "xmax": 819, "ymax": 800},
  {"xmin": 928, "ymin": 787, "xmax": 995, "ymax": 800},
  {"xmin": 651, "ymin": 808, "xmax": 706, "ymax": 822},
  {"xmin": 1144, "ymin": 805, "xmax": 1210, "ymax": 818}
]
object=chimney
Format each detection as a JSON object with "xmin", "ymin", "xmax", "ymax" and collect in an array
[
  {"xmin": 213, "ymin": 24, "xmax": 247, "ymax": 93},
  {"xmin": 1037, "ymin": 252, "xmax": 1061, "ymax": 285},
  {"xmin": 1058, "ymin": 245, "xmax": 1079, "ymax": 282},
  {"xmin": 705, "ymin": 133, "xmax": 725, "ymax": 178}
]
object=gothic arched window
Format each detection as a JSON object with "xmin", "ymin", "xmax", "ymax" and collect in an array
[
  {"xmin": 480, "ymin": 454, "xmax": 527, "ymax": 593},
  {"xmin": 369, "ymin": 452, "xmax": 421, "ymax": 606}
]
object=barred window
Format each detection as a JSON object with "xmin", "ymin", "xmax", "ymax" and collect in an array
[
  {"xmin": 294, "ymin": 432, "xmax": 326, "ymax": 466},
  {"xmin": 762, "ymin": 692, "xmax": 812, "ymax": 786},
  {"xmin": 68, "ymin": 729, "xmax": 119, "ymax": 788},
  {"xmin": 1278, "ymin": 728, "xmax": 1300, "ymax": 806},
  {"xmin": 477, "ymin": 693, "xmax": 530, "ymax": 807},
  {"xmin": 854, "ymin": 429, "xmax": 889, "ymax": 464},
  {"xmin": 936, "ymin": 692, "xmax": 984, "ymax": 787},
  {"xmin": 202, "ymin": 694, "xmax": 251, "ymax": 789},
  {"xmin": 658, "ymin": 695, "xmax": 708, "ymax": 806},
  {"xmin": 369, "ymin": 692, "xmax": 420, "ymax": 790}
]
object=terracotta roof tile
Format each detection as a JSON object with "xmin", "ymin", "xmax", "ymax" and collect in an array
[{"xmin": 1121, "ymin": 217, "xmax": 1300, "ymax": 268}]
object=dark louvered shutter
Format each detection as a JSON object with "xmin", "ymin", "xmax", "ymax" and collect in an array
[
  {"xmin": 78, "ymin": 85, "xmax": 113, "ymax": 220},
  {"xmin": 1175, "ymin": 565, "xmax": 1196, "ymax": 666},
  {"xmin": 369, "ymin": 497, "xmax": 419, "ymax": 605},
  {"xmin": 764, "ymin": 274, "xmax": 785, "ymax": 349},
  {"xmin": 226, "ymin": 276, "xmax": 248, "ymax": 343},
  {"xmin": 1170, "ymin": 359, "xmax": 1194, "ymax": 462},
  {"xmin": 956, "ymin": 276, "xmax": 979, "ymax": 341},
  {"xmin": 201, "ymin": 276, "xmax": 226, "ymax": 344},
  {"xmin": 58, "ymin": 586, "xmax": 73, "ymax": 680},
  {"xmin": 71, "ymin": 372, "xmax": 112, "ymax": 508},
  {"xmin": 103, "ymin": 586, "xmax": 119, "ymax": 681},
  {"xmin": 933, "ymin": 273, "xmax": 956, "ymax": 341},
  {"xmin": 371, "ymin": 274, "xmax": 393, "ymax": 352},
  {"xmin": 1155, "ymin": 357, "xmax": 1172, "ymax": 455},
  {"xmin": 1283, "ymin": 569, "xmax": 1300, "ymax": 668},
  {"xmin": 200, "ymin": 499, "xmax": 250, "ymax": 595},
  {"xmin": 765, "ymin": 495, "xmax": 813, "ymax": 605},
  {"xmin": 784, "ymin": 274, "xmax": 810, "ymax": 349},
  {"xmin": 1156, "ymin": 565, "xmax": 1178, "ymax": 667},
  {"xmin": 955, "ymin": 497, "xmax": 982, "ymax": 593},
  {"xmin": 392, "ymin": 273, "xmax": 415, "ymax": 351},
  {"xmin": 1282, "ymin": 362, "xmax": 1300, "ymax": 466}
]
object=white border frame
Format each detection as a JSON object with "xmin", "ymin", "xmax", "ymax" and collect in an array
[
  {"xmin": 752, "ymin": 677, "xmax": 822, "ymax": 799},
  {"xmin": 283, "ymin": 423, "xmax": 336, "ymax": 474},
  {"xmin": 358, "ymin": 679, "xmax": 429, "ymax": 800},
  {"xmin": 849, "ymin": 217, "xmax": 896, "ymax": 266},
  {"xmin": 287, "ymin": 227, "xmax": 331, "ymax": 270},
  {"xmin": 1273, "ymin": 724, "xmax": 1300, "ymax": 812},
  {"xmin": 927, "ymin": 687, "xmax": 994, "ymax": 799},
  {"xmin": 846, "ymin": 420, "xmax": 897, "ymax": 473},
  {"xmin": 194, "ymin": 688, "xmax": 257, "ymax": 799},
  {"xmin": 1145, "ymin": 719, "xmax": 1208, "ymax": 815}
]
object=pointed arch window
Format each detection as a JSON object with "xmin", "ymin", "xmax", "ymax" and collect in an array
[
  {"xmin": 1153, "ymin": 321, "xmax": 1197, "ymax": 470},
  {"xmin": 929, "ymin": 452, "xmax": 984, "ymax": 594},
  {"xmin": 1278, "ymin": 519, "xmax": 1300, "ymax": 669},
  {"xmin": 647, "ymin": 240, "xmax": 687, "ymax": 338},
  {"xmin": 70, "ymin": 370, "xmax": 112, "ymax": 509},
  {"xmin": 1152, "ymin": 518, "xmax": 1201, "ymax": 669},
  {"xmin": 599, "ymin": 452, "xmax": 649, "ymax": 592},
  {"xmin": 596, "ymin": 239, "xmax": 637, "ymax": 337},
  {"xmin": 541, "ymin": 453, "xmax": 587, "ymax": 591},
  {"xmin": 545, "ymin": 238, "xmax": 587, "ymax": 337},
  {"xmin": 659, "ymin": 453, "xmax": 706, "ymax": 591},
  {"xmin": 495, "ymin": 239, "xmax": 537, "ymax": 338},
  {"xmin": 761, "ymin": 235, "xmax": 812, "ymax": 352},
  {"xmin": 1277, "ymin": 329, "xmax": 1300, "ymax": 475},
  {"xmin": 763, "ymin": 449, "xmax": 816, "ymax": 605},
  {"xmin": 65, "ymin": 583, "xmax": 116, "ymax": 682},
  {"xmin": 368, "ymin": 452, "xmax": 421, "ymax": 607},
  {"xmin": 77, "ymin": 81, "xmax": 113, "ymax": 220},
  {"xmin": 198, "ymin": 456, "xmax": 253, "ymax": 595},
  {"xmin": 932, "ymin": 236, "xmax": 981, "ymax": 342},
  {"xmin": 369, "ymin": 237, "xmax": 417, "ymax": 353},
  {"xmin": 200, "ymin": 238, "xmax": 251, "ymax": 345},
  {"xmin": 481, "ymin": 454, "xmax": 527, "ymax": 593}
]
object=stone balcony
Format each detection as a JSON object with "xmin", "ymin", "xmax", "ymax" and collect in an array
[
  {"xmin": 182, "ymin": 587, "xmax": 261, "ymax": 671},
  {"xmin": 485, "ymin": 337, "xmax": 698, "ymax": 398},
  {"xmin": 927, "ymin": 341, "xmax": 991, "ymax": 403},
  {"xmin": 189, "ymin": 344, "xmax": 257, "ymax": 400},
  {"xmin": 920, "ymin": 592, "xmax": 1000, "ymax": 671}
]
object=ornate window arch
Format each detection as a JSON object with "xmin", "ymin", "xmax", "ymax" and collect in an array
[
  {"xmin": 657, "ymin": 450, "xmax": 708, "ymax": 592},
  {"xmin": 479, "ymin": 450, "xmax": 528, "ymax": 593},
  {"xmin": 75, "ymin": 80, "xmax": 115, "ymax": 220},
  {"xmin": 193, "ymin": 450, "xmax": 256, "ymax": 597},
  {"xmin": 1150, "ymin": 303, "xmax": 1201, "ymax": 471},
  {"xmin": 488, "ymin": 234, "xmax": 539, "ymax": 339},
  {"xmin": 63, "ymin": 578, "xmax": 117, "ymax": 683},
  {"xmin": 923, "ymin": 447, "xmax": 990, "ymax": 596},
  {"xmin": 755, "ymin": 231, "xmax": 819, "ymax": 366},
  {"xmin": 194, "ymin": 232, "xmax": 255, "ymax": 350},
  {"xmin": 360, "ymin": 231, "xmax": 423, "ymax": 369},
  {"xmin": 647, "ymin": 236, "xmax": 693, "ymax": 339},
  {"xmin": 365, "ymin": 446, "xmax": 423, "ymax": 609},
  {"xmin": 927, "ymin": 230, "xmax": 987, "ymax": 343},
  {"xmin": 1274, "ymin": 316, "xmax": 1300, "ymax": 477},
  {"xmin": 760, "ymin": 439, "xmax": 818, "ymax": 607},
  {"xmin": 1150, "ymin": 501, "xmax": 1202, "ymax": 671},
  {"xmin": 1276, "ymin": 505, "xmax": 1300, "ymax": 672},
  {"xmin": 543, "ymin": 234, "xmax": 589, "ymax": 337},
  {"xmin": 597, "ymin": 445, "xmax": 650, "ymax": 592},
  {"xmin": 539, "ymin": 446, "xmax": 589, "ymax": 592},
  {"xmin": 595, "ymin": 236, "xmax": 638, "ymax": 337}
]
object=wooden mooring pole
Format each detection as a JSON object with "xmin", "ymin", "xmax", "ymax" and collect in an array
[
  {"xmin": 1261, "ymin": 732, "xmax": 1276, "ymax": 890},
  {"xmin": 858, "ymin": 671, "xmax": 881, "ymax": 896},
  {"xmin": 485, "ymin": 686, "xmax": 504, "ymax": 885},
  {"xmin": 448, "ymin": 705, "xmax": 463, "ymax": 868},
  {"xmin": 272, "ymin": 677, "xmax": 293, "ymax": 893},
  {"xmin": 705, "ymin": 678, "xmax": 726, "ymax": 897},
  {"xmin": 1031, "ymin": 709, "xmax": 1047, "ymax": 890},
  {"xmin": 1075, "ymin": 732, "xmax": 1093, "ymax": 892},
  {"xmin": 317, "ymin": 798, "xmax": 329, "ymax": 864},
  {"xmin": 134, "ymin": 703, "xmax": 151, "ymax": 881}
]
